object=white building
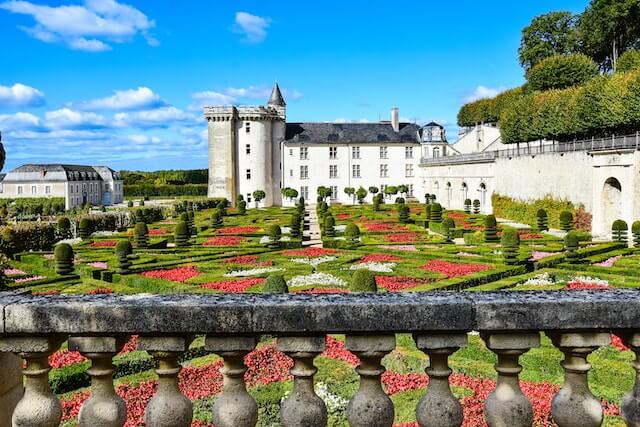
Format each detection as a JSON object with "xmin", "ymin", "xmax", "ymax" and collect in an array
[
  {"xmin": 0, "ymin": 164, "xmax": 124, "ymax": 210},
  {"xmin": 205, "ymin": 83, "xmax": 446, "ymax": 206}
]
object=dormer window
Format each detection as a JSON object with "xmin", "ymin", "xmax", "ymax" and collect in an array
[{"xmin": 246, "ymin": 122, "xmax": 251, "ymax": 133}]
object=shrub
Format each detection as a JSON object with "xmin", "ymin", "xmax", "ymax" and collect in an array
[
  {"xmin": 187, "ymin": 211, "xmax": 196, "ymax": 235},
  {"xmin": 424, "ymin": 204, "xmax": 431, "ymax": 228},
  {"xmin": 78, "ymin": 218, "xmax": 92, "ymax": 240},
  {"xmin": 262, "ymin": 275, "xmax": 288, "ymax": 294},
  {"xmin": 442, "ymin": 218, "xmax": 455, "ymax": 242},
  {"xmin": 174, "ymin": 222, "xmax": 190, "ymax": 247},
  {"xmin": 612, "ymin": 219, "xmax": 628, "ymax": 244},
  {"xmin": 559, "ymin": 211, "xmax": 574, "ymax": 232},
  {"xmin": 290, "ymin": 214, "xmax": 301, "ymax": 238},
  {"xmin": 127, "ymin": 200, "xmax": 134, "ymax": 208},
  {"xmin": 395, "ymin": 197, "xmax": 405, "ymax": 204},
  {"xmin": 349, "ymin": 269, "xmax": 377, "ymax": 292},
  {"xmin": 216, "ymin": 202, "xmax": 227, "ymax": 217},
  {"xmin": 211, "ymin": 211, "xmax": 223, "ymax": 229},
  {"xmin": 484, "ymin": 215, "xmax": 499, "ymax": 243},
  {"xmin": 633, "ymin": 221, "xmax": 640, "ymax": 247},
  {"xmin": 238, "ymin": 200, "xmax": 247, "ymax": 215},
  {"xmin": 139, "ymin": 199, "xmax": 145, "ymax": 206},
  {"xmin": 501, "ymin": 229, "xmax": 520, "ymax": 265},
  {"xmin": 617, "ymin": 49, "xmax": 640, "ymax": 74},
  {"xmin": 57, "ymin": 217, "xmax": 71, "ymax": 239},
  {"xmin": 324, "ymin": 215, "xmax": 335, "ymax": 237},
  {"xmin": 373, "ymin": 197, "xmax": 381, "ymax": 212},
  {"xmin": 425, "ymin": 193, "xmax": 431, "ymax": 204},
  {"xmin": 430, "ymin": 203, "xmax": 443, "ymax": 223},
  {"xmin": 115, "ymin": 240, "xmax": 133, "ymax": 274},
  {"xmin": 0, "ymin": 223, "xmax": 58, "ymax": 256},
  {"xmin": 54, "ymin": 243, "xmax": 74, "ymax": 275},
  {"xmin": 266, "ymin": 225, "xmax": 282, "ymax": 249},
  {"xmin": 180, "ymin": 212, "xmax": 189, "ymax": 223},
  {"xmin": 344, "ymin": 223, "xmax": 360, "ymax": 243},
  {"xmin": 134, "ymin": 222, "xmax": 149, "ymax": 248},
  {"xmin": 464, "ymin": 199, "xmax": 472, "ymax": 214},
  {"xmin": 472, "ymin": 199, "xmax": 480, "ymax": 214},
  {"xmin": 536, "ymin": 209, "xmax": 548, "ymax": 231},
  {"xmin": 526, "ymin": 54, "xmax": 599, "ymax": 91},
  {"xmin": 296, "ymin": 202, "xmax": 305, "ymax": 215},
  {"xmin": 237, "ymin": 194, "xmax": 244, "ymax": 203},
  {"xmin": 564, "ymin": 231, "xmax": 580, "ymax": 263},
  {"xmin": 398, "ymin": 204, "xmax": 410, "ymax": 223}
]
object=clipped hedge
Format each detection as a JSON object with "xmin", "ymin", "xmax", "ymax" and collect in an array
[
  {"xmin": 124, "ymin": 184, "xmax": 208, "ymax": 197},
  {"xmin": 491, "ymin": 194, "xmax": 591, "ymax": 231},
  {"xmin": 526, "ymin": 54, "xmax": 599, "ymax": 92}
]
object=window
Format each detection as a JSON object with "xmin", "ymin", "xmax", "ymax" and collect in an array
[
  {"xmin": 352, "ymin": 146, "xmax": 360, "ymax": 159},
  {"xmin": 247, "ymin": 193, "xmax": 252, "ymax": 203},
  {"xmin": 289, "ymin": 169, "xmax": 293, "ymax": 177},
  {"xmin": 246, "ymin": 144, "xmax": 251, "ymax": 155},
  {"xmin": 329, "ymin": 147, "xmax": 337, "ymax": 159},
  {"xmin": 300, "ymin": 165, "xmax": 309, "ymax": 179},
  {"xmin": 0, "ymin": 183, "xmax": 3, "ymax": 193},
  {"xmin": 246, "ymin": 169, "xmax": 251, "ymax": 180},
  {"xmin": 45, "ymin": 186, "xmax": 51, "ymax": 195},
  {"xmin": 245, "ymin": 122, "xmax": 251, "ymax": 133},
  {"xmin": 329, "ymin": 165, "xmax": 338, "ymax": 179},
  {"xmin": 380, "ymin": 184, "xmax": 386, "ymax": 194},
  {"xmin": 17, "ymin": 186, "xmax": 23, "ymax": 195},
  {"xmin": 433, "ymin": 147, "xmax": 440, "ymax": 158},
  {"xmin": 289, "ymin": 149, "xmax": 293, "ymax": 156},
  {"xmin": 380, "ymin": 146, "xmax": 388, "ymax": 159},
  {"xmin": 330, "ymin": 186, "xmax": 338, "ymax": 201},
  {"xmin": 380, "ymin": 164, "xmax": 388, "ymax": 178},
  {"xmin": 405, "ymin": 146, "xmax": 414, "ymax": 159},
  {"xmin": 352, "ymin": 164, "xmax": 361, "ymax": 178},
  {"xmin": 300, "ymin": 186, "xmax": 309, "ymax": 200},
  {"xmin": 405, "ymin": 164, "xmax": 414, "ymax": 178},
  {"xmin": 408, "ymin": 184, "xmax": 414, "ymax": 197},
  {"xmin": 31, "ymin": 185, "xmax": 37, "ymax": 195},
  {"xmin": 300, "ymin": 147, "xmax": 308, "ymax": 160}
]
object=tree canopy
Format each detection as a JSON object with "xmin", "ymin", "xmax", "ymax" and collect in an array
[{"xmin": 519, "ymin": 11, "xmax": 579, "ymax": 71}]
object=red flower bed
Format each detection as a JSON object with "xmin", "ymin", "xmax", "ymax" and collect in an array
[
  {"xmin": 385, "ymin": 233, "xmax": 420, "ymax": 243},
  {"xmin": 223, "ymin": 255, "xmax": 273, "ymax": 266},
  {"xmin": 281, "ymin": 248, "xmax": 338, "ymax": 257},
  {"xmin": 611, "ymin": 334, "xmax": 629, "ymax": 351},
  {"xmin": 89, "ymin": 240, "xmax": 117, "ymax": 247},
  {"xmin": 148, "ymin": 228, "xmax": 167, "ymax": 236},
  {"xmin": 364, "ymin": 223, "xmax": 405, "ymax": 232},
  {"xmin": 420, "ymin": 260, "xmax": 492, "ymax": 278},
  {"xmin": 360, "ymin": 253, "xmax": 401, "ymax": 263},
  {"xmin": 375, "ymin": 276, "xmax": 433, "ymax": 292},
  {"xmin": 321, "ymin": 336, "xmax": 359, "ymax": 365},
  {"xmin": 294, "ymin": 288, "xmax": 350, "ymax": 294},
  {"xmin": 49, "ymin": 350, "xmax": 87, "ymax": 369},
  {"xmin": 86, "ymin": 288, "xmax": 113, "ymax": 295},
  {"xmin": 203, "ymin": 236, "xmax": 245, "ymax": 246},
  {"xmin": 565, "ymin": 280, "xmax": 610, "ymax": 290},
  {"xmin": 216, "ymin": 226, "xmax": 260, "ymax": 234},
  {"xmin": 447, "ymin": 212, "xmax": 468, "ymax": 219},
  {"xmin": 200, "ymin": 278, "xmax": 265, "ymax": 293},
  {"xmin": 141, "ymin": 265, "xmax": 200, "ymax": 283},
  {"xmin": 32, "ymin": 290, "xmax": 61, "ymax": 295},
  {"xmin": 336, "ymin": 213, "xmax": 352, "ymax": 219}
]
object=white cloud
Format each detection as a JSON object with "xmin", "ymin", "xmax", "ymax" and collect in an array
[
  {"xmin": 0, "ymin": 83, "xmax": 45, "ymax": 107},
  {"xmin": 114, "ymin": 106, "xmax": 199, "ymax": 129},
  {"xmin": 127, "ymin": 134, "xmax": 160, "ymax": 144},
  {"xmin": 190, "ymin": 85, "xmax": 302, "ymax": 110},
  {"xmin": 464, "ymin": 86, "xmax": 506, "ymax": 103},
  {"xmin": 233, "ymin": 11, "xmax": 270, "ymax": 43},
  {"xmin": 0, "ymin": 0, "xmax": 157, "ymax": 52},
  {"xmin": 0, "ymin": 112, "xmax": 41, "ymax": 130},
  {"xmin": 45, "ymin": 108, "xmax": 107, "ymax": 129},
  {"xmin": 71, "ymin": 87, "xmax": 165, "ymax": 110}
]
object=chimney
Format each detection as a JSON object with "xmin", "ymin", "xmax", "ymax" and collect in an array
[{"xmin": 391, "ymin": 107, "xmax": 400, "ymax": 132}]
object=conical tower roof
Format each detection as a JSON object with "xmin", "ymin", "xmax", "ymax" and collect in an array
[{"xmin": 268, "ymin": 83, "xmax": 286, "ymax": 106}]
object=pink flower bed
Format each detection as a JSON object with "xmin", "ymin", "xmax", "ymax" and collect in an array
[
  {"xmin": 14, "ymin": 275, "xmax": 46, "ymax": 283},
  {"xmin": 87, "ymin": 261, "xmax": 108, "ymax": 269},
  {"xmin": 203, "ymin": 236, "xmax": 245, "ymax": 246},
  {"xmin": 4, "ymin": 268, "xmax": 26, "ymax": 276},
  {"xmin": 375, "ymin": 276, "xmax": 433, "ymax": 292},
  {"xmin": 223, "ymin": 255, "xmax": 273, "ymax": 266},
  {"xmin": 385, "ymin": 233, "xmax": 420, "ymax": 243},
  {"xmin": 378, "ymin": 245, "xmax": 418, "ymax": 252},
  {"xmin": 565, "ymin": 280, "xmax": 610, "ymax": 290},
  {"xmin": 360, "ymin": 253, "xmax": 401, "ymax": 263},
  {"xmin": 530, "ymin": 251, "xmax": 556, "ymax": 261},
  {"xmin": 420, "ymin": 260, "xmax": 492, "ymax": 278},
  {"xmin": 594, "ymin": 255, "xmax": 622, "ymax": 267},
  {"xmin": 215, "ymin": 226, "xmax": 260, "ymax": 234},
  {"xmin": 199, "ymin": 278, "xmax": 265, "ymax": 293},
  {"xmin": 89, "ymin": 240, "xmax": 118, "ymax": 247},
  {"xmin": 141, "ymin": 266, "xmax": 200, "ymax": 283},
  {"xmin": 281, "ymin": 248, "xmax": 338, "ymax": 257}
]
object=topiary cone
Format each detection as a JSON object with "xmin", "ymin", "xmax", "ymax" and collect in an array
[
  {"xmin": 134, "ymin": 222, "xmax": 149, "ymax": 248},
  {"xmin": 500, "ymin": 229, "xmax": 520, "ymax": 265},
  {"xmin": 115, "ymin": 240, "xmax": 133, "ymax": 274},
  {"xmin": 175, "ymin": 221, "xmax": 190, "ymax": 247},
  {"xmin": 633, "ymin": 221, "xmax": 640, "ymax": 248},
  {"xmin": 262, "ymin": 275, "xmax": 288, "ymax": 294},
  {"xmin": 484, "ymin": 215, "xmax": 499, "ymax": 243},
  {"xmin": 564, "ymin": 231, "xmax": 580, "ymax": 263},
  {"xmin": 54, "ymin": 243, "xmax": 74, "ymax": 275},
  {"xmin": 349, "ymin": 270, "xmax": 377, "ymax": 292}
]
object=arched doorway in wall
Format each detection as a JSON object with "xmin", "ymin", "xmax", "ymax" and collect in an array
[
  {"xmin": 479, "ymin": 183, "xmax": 487, "ymax": 211},
  {"xmin": 433, "ymin": 181, "xmax": 439, "ymax": 202},
  {"xmin": 446, "ymin": 182, "xmax": 452, "ymax": 208},
  {"xmin": 601, "ymin": 177, "xmax": 622, "ymax": 233},
  {"xmin": 461, "ymin": 182, "xmax": 468, "ymax": 204}
]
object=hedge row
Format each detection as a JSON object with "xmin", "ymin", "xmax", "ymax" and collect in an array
[
  {"xmin": 0, "ymin": 198, "xmax": 66, "ymax": 217},
  {"xmin": 457, "ymin": 87, "xmax": 524, "ymax": 127},
  {"xmin": 125, "ymin": 184, "xmax": 208, "ymax": 197}
]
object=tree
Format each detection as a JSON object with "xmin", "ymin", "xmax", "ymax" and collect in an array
[
  {"xmin": 317, "ymin": 186, "xmax": 331, "ymax": 201},
  {"xmin": 519, "ymin": 11, "xmax": 579, "ymax": 71},
  {"xmin": 397, "ymin": 184, "xmax": 409, "ymax": 197},
  {"xmin": 284, "ymin": 187, "xmax": 298, "ymax": 201},
  {"xmin": 578, "ymin": 0, "xmax": 640, "ymax": 71},
  {"xmin": 356, "ymin": 187, "xmax": 368, "ymax": 204},
  {"xmin": 526, "ymin": 54, "xmax": 599, "ymax": 91},
  {"xmin": 383, "ymin": 186, "xmax": 398, "ymax": 199},
  {"xmin": 368, "ymin": 186, "xmax": 379, "ymax": 197},
  {"xmin": 344, "ymin": 187, "xmax": 356, "ymax": 204},
  {"xmin": 252, "ymin": 190, "xmax": 266, "ymax": 208},
  {"xmin": 617, "ymin": 49, "xmax": 640, "ymax": 73}
]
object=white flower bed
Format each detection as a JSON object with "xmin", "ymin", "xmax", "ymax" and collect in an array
[
  {"xmin": 334, "ymin": 225, "xmax": 346, "ymax": 232},
  {"xmin": 288, "ymin": 273, "xmax": 347, "ymax": 288},
  {"xmin": 290, "ymin": 256, "xmax": 336, "ymax": 267},
  {"xmin": 91, "ymin": 230, "xmax": 117, "ymax": 237},
  {"xmin": 315, "ymin": 382, "xmax": 348, "ymax": 413},
  {"xmin": 349, "ymin": 262, "xmax": 396, "ymax": 273},
  {"xmin": 518, "ymin": 272, "xmax": 557, "ymax": 287},
  {"xmin": 570, "ymin": 276, "xmax": 609, "ymax": 286},
  {"xmin": 259, "ymin": 236, "xmax": 291, "ymax": 244},
  {"xmin": 59, "ymin": 238, "xmax": 82, "ymax": 246},
  {"xmin": 224, "ymin": 267, "xmax": 284, "ymax": 277}
]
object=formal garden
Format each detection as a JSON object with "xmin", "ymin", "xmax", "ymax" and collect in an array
[{"xmin": 0, "ymin": 191, "xmax": 638, "ymax": 427}]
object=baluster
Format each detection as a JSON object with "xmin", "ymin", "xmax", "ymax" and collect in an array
[
  {"xmin": 139, "ymin": 336, "xmax": 194, "ymax": 427},
  {"xmin": 482, "ymin": 332, "xmax": 540, "ymax": 427},
  {"xmin": 205, "ymin": 336, "xmax": 257, "ymax": 427},
  {"xmin": 69, "ymin": 336, "xmax": 127, "ymax": 427},
  {"xmin": 414, "ymin": 333, "xmax": 468, "ymax": 427},
  {"xmin": 346, "ymin": 334, "xmax": 396, "ymax": 427},
  {"xmin": 620, "ymin": 332, "xmax": 640, "ymax": 426},
  {"xmin": 0, "ymin": 336, "xmax": 63, "ymax": 427},
  {"xmin": 548, "ymin": 332, "xmax": 610, "ymax": 427},
  {"xmin": 0, "ymin": 353, "xmax": 23, "ymax": 425},
  {"xmin": 277, "ymin": 336, "xmax": 327, "ymax": 427}
]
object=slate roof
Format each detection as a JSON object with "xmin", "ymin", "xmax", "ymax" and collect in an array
[
  {"xmin": 2, "ymin": 164, "xmax": 120, "ymax": 183},
  {"xmin": 268, "ymin": 83, "xmax": 286, "ymax": 107},
  {"xmin": 285, "ymin": 122, "xmax": 420, "ymax": 144}
]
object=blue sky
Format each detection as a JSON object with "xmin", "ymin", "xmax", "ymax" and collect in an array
[{"xmin": 0, "ymin": 0, "xmax": 588, "ymax": 171}]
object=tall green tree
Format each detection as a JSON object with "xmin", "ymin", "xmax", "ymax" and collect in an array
[
  {"xmin": 519, "ymin": 11, "xmax": 579, "ymax": 71},
  {"xmin": 578, "ymin": 0, "xmax": 640, "ymax": 71}
]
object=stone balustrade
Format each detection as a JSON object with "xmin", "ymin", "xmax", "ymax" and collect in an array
[{"xmin": 1, "ymin": 290, "xmax": 640, "ymax": 426}]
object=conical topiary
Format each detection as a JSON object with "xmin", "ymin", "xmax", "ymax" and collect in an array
[
  {"xmin": 216, "ymin": 202, "xmax": 227, "ymax": 217},
  {"xmin": 464, "ymin": 199, "xmax": 472, "ymax": 214},
  {"xmin": 175, "ymin": 221, "xmax": 190, "ymax": 247},
  {"xmin": 564, "ymin": 231, "xmax": 580, "ymax": 263},
  {"xmin": 472, "ymin": 199, "xmax": 480, "ymax": 214},
  {"xmin": 612, "ymin": 219, "xmax": 628, "ymax": 244},
  {"xmin": 115, "ymin": 240, "xmax": 133, "ymax": 274},
  {"xmin": 559, "ymin": 211, "xmax": 573, "ymax": 232},
  {"xmin": 211, "ymin": 211, "xmax": 223, "ymax": 229},
  {"xmin": 345, "ymin": 223, "xmax": 360, "ymax": 243},
  {"xmin": 187, "ymin": 211, "xmax": 196, "ymax": 235},
  {"xmin": 373, "ymin": 197, "xmax": 381, "ymax": 212},
  {"xmin": 262, "ymin": 274, "xmax": 288, "ymax": 294},
  {"xmin": 238, "ymin": 200, "xmax": 247, "ymax": 215},
  {"xmin": 442, "ymin": 217, "xmax": 455, "ymax": 242},
  {"xmin": 484, "ymin": 215, "xmax": 499, "ymax": 243},
  {"xmin": 57, "ymin": 217, "xmax": 71, "ymax": 239},
  {"xmin": 266, "ymin": 225, "xmax": 282, "ymax": 249},
  {"xmin": 424, "ymin": 204, "xmax": 431, "ymax": 229},
  {"xmin": 349, "ymin": 270, "xmax": 377, "ymax": 292},
  {"xmin": 537, "ymin": 209, "xmax": 548, "ymax": 231},
  {"xmin": 78, "ymin": 218, "xmax": 91, "ymax": 240},
  {"xmin": 430, "ymin": 203, "xmax": 443, "ymax": 223},
  {"xmin": 324, "ymin": 214, "xmax": 335, "ymax": 237},
  {"xmin": 54, "ymin": 243, "xmax": 74, "ymax": 275},
  {"xmin": 134, "ymin": 222, "xmax": 149, "ymax": 248},
  {"xmin": 501, "ymin": 229, "xmax": 520, "ymax": 265},
  {"xmin": 398, "ymin": 204, "xmax": 410, "ymax": 223},
  {"xmin": 633, "ymin": 221, "xmax": 640, "ymax": 248},
  {"xmin": 290, "ymin": 213, "xmax": 301, "ymax": 238}
]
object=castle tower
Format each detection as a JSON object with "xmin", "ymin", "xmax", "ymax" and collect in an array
[{"xmin": 205, "ymin": 83, "xmax": 286, "ymax": 206}]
